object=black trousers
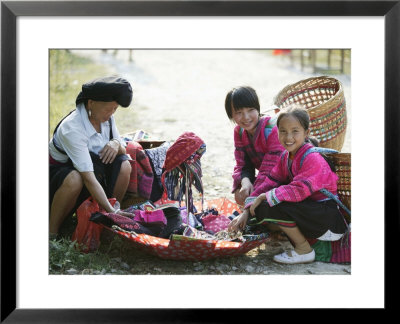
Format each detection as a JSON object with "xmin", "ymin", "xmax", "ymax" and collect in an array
[
  {"xmin": 49, "ymin": 152, "xmax": 129, "ymax": 212},
  {"xmin": 249, "ymin": 199, "xmax": 347, "ymax": 239}
]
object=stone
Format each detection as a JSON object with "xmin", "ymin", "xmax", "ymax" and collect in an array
[
  {"xmin": 66, "ymin": 268, "xmax": 79, "ymax": 275},
  {"xmin": 245, "ymin": 265, "xmax": 255, "ymax": 273}
]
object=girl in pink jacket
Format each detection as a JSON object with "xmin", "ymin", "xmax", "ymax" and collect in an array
[
  {"xmin": 229, "ymin": 105, "xmax": 347, "ymax": 264},
  {"xmin": 225, "ymin": 86, "xmax": 284, "ymax": 206}
]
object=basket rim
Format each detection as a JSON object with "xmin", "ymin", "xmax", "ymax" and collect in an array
[{"xmin": 274, "ymin": 75, "xmax": 344, "ymax": 112}]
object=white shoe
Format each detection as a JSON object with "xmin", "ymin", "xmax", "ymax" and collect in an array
[{"xmin": 273, "ymin": 249, "xmax": 315, "ymax": 264}]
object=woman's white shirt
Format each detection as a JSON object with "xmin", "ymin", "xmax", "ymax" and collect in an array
[{"xmin": 49, "ymin": 103, "xmax": 123, "ymax": 172}]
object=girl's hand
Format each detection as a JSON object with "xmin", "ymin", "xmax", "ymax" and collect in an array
[
  {"xmin": 228, "ymin": 210, "xmax": 249, "ymax": 233},
  {"xmin": 249, "ymin": 193, "xmax": 266, "ymax": 216},
  {"xmin": 237, "ymin": 178, "xmax": 254, "ymax": 204},
  {"xmin": 99, "ymin": 139, "xmax": 119, "ymax": 164}
]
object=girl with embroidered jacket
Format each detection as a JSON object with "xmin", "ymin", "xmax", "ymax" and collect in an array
[
  {"xmin": 225, "ymin": 86, "xmax": 285, "ymax": 206},
  {"xmin": 228, "ymin": 105, "xmax": 347, "ymax": 264}
]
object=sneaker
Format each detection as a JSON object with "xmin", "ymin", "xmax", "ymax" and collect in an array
[{"xmin": 273, "ymin": 249, "xmax": 315, "ymax": 264}]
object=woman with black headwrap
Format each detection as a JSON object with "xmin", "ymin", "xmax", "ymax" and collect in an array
[{"xmin": 49, "ymin": 76, "xmax": 133, "ymax": 237}]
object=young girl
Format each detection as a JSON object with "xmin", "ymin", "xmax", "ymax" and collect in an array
[
  {"xmin": 225, "ymin": 86, "xmax": 285, "ymax": 206},
  {"xmin": 228, "ymin": 105, "xmax": 347, "ymax": 264}
]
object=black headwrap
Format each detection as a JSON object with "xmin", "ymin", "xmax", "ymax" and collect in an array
[{"xmin": 75, "ymin": 76, "xmax": 133, "ymax": 107}]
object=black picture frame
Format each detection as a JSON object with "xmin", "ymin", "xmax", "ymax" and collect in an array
[{"xmin": 1, "ymin": 0, "xmax": 398, "ymax": 321}]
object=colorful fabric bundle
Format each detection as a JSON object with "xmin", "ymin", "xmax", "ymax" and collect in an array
[
  {"xmin": 99, "ymin": 198, "xmax": 269, "ymax": 261},
  {"xmin": 90, "ymin": 211, "xmax": 164, "ymax": 237},
  {"xmin": 72, "ymin": 197, "xmax": 117, "ymax": 252},
  {"xmin": 161, "ymin": 132, "xmax": 206, "ymax": 214},
  {"xmin": 307, "ymin": 232, "xmax": 351, "ymax": 264},
  {"xmin": 123, "ymin": 200, "xmax": 156, "ymax": 214},
  {"xmin": 178, "ymin": 225, "xmax": 217, "ymax": 240},
  {"xmin": 125, "ymin": 141, "xmax": 154, "ymax": 199},
  {"xmin": 162, "ymin": 132, "xmax": 205, "ymax": 172},
  {"xmin": 157, "ymin": 205, "xmax": 183, "ymax": 239},
  {"xmin": 202, "ymin": 213, "xmax": 231, "ymax": 234},
  {"xmin": 144, "ymin": 142, "xmax": 171, "ymax": 202},
  {"xmin": 180, "ymin": 209, "xmax": 203, "ymax": 229},
  {"xmin": 123, "ymin": 201, "xmax": 183, "ymax": 239},
  {"xmin": 133, "ymin": 209, "xmax": 167, "ymax": 226}
]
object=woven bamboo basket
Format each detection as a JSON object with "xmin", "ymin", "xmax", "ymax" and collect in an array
[
  {"xmin": 274, "ymin": 76, "xmax": 347, "ymax": 151},
  {"xmin": 326, "ymin": 153, "xmax": 351, "ymax": 223}
]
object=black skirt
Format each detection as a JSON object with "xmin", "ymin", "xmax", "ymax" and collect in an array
[
  {"xmin": 49, "ymin": 152, "xmax": 129, "ymax": 211},
  {"xmin": 248, "ymin": 199, "xmax": 347, "ymax": 239}
]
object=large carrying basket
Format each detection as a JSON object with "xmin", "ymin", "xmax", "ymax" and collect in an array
[{"xmin": 274, "ymin": 76, "xmax": 347, "ymax": 151}]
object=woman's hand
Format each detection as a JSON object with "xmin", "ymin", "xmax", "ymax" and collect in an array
[
  {"xmin": 228, "ymin": 210, "xmax": 249, "ymax": 233},
  {"xmin": 110, "ymin": 201, "xmax": 134, "ymax": 218},
  {"xmin": 236, "ymin": 178, "xmax": 254, "ymax": 205},
  {"xmin": 99, "ymin": 139, "xmax": 120, "ymax": 164},
  {"xmin": 113, "ymin": 209, "xmax": 135, "ymax": 218},
  {"xmin": 249, "ymin": 193, "xmax": 266, "ymax": 216}
]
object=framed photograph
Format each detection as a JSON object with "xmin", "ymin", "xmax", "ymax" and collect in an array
[{"xmin": 2, "ymin": 0, "xmax": 398, "ymax": 321}]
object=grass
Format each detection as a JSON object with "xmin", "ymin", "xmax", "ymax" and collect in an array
[
  {"xmin": 49, "ymin": 233, "xmax": 140, "ymax": 275},
  {"xmin": 49, "ymin": 50, "xmax": 110, "ymax": 138},
  {"xmin": 49, "ymin": 238, "xmax": 110, "ymax": 274}
]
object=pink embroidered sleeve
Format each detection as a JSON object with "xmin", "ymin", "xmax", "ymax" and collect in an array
[
  {"xmin": 252, "ymin": 162, "xmax": 283, "ymax": 197},
  {"xmin": 266, "ymin": 153, "xmax": 337, "ymax": 207},
  {"xmin": 244, "ymin": 160, "xmax": 284, "ymax": 209},
  {"xmin": 232, "ymin": 127, "xmax": 247, "ymax": 192},
  {"xmin": 253, "ymin": 126, "xmax": 284, "ymax": 190}
]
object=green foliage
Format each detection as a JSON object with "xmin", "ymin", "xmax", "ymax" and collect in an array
[
  {"xmin": 49, "ymin": 50, "xmax": 109, "ymax": 138},
  {"xmin": 49, "ymin": 238, "xmax": 108, "ymax": 274},
  {"xmin": 48, "ymin": 235, "xmax": 135, "ymax": 275}
]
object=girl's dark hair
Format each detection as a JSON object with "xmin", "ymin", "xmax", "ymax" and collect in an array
[
  {"xmin": 277, "ymin": 104, "xmax": 319, "ymax": 146},
  {"xmin": 277, "ymin": 104, "xmax": 310, "ymax": 131},
  {"xmin": 225, "ymin": 86, "xmax": 260, "ymax": 120}
]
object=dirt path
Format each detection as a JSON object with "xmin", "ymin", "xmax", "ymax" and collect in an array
[{"xmin": 72, "ymin": 49, "xmax": 351, "ymax": 275}]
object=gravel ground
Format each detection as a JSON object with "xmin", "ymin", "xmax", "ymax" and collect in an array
[{"xmin": 71, "ymin": 49, "xmax": 351, "ymax": 275}]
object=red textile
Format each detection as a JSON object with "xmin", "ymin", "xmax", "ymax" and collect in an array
[
  {"xmin": 125, "ymin": 141, "xmax": 154, "ymax": 199},
  {"xmin": 162, "ymin": 132, "xmax": 204, "ymax": 172},
  {"xmin": 72, "ymin": 197, "xmax": 117, "ymax": 253},
  {"xmin": 329, "ymin": 233, "xmax": 351, "ymax": 263}
]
